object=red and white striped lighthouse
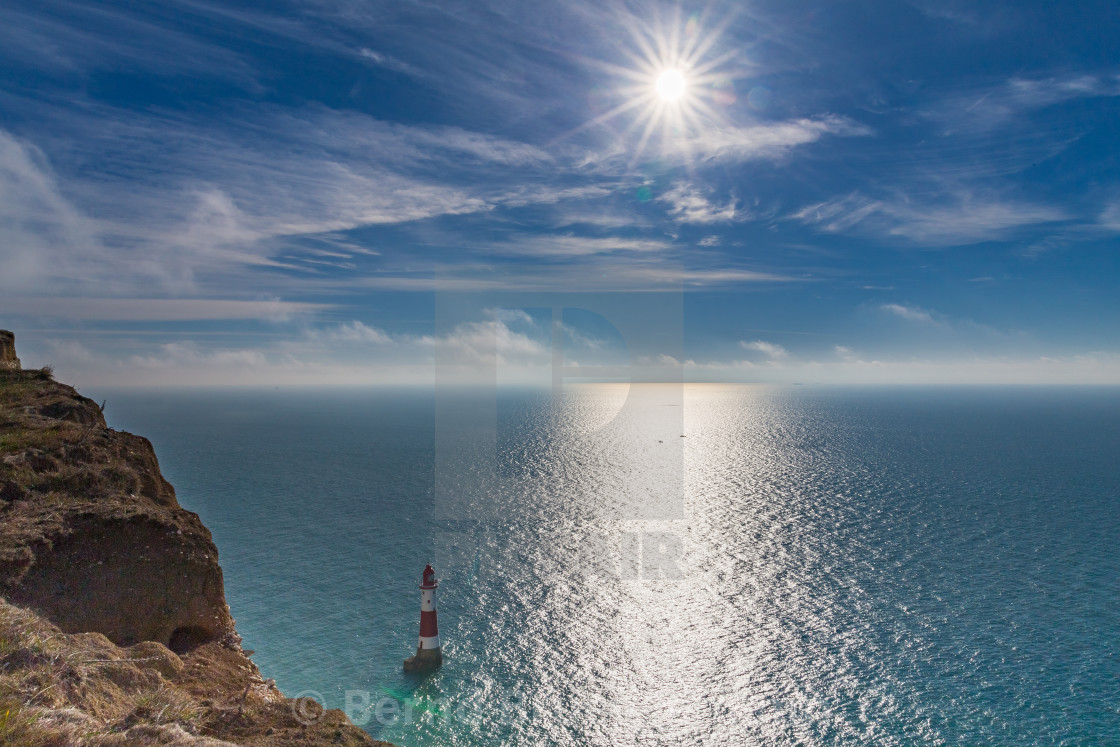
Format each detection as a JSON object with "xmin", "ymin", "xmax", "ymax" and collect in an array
[{"xmin": 403, "ymin": 564, "xmax": 442, "ymax": 671}]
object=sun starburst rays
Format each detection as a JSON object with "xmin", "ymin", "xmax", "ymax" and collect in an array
[{"xmin": 557, "ymin": 8, "xmax": 744, "ymax": 169}]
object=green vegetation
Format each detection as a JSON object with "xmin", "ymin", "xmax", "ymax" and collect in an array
[
  {"xmin": 0, "ymin": 700, "xmax": 45, "ymax": 744},
  {"xmin": 0, "ymin": 426, "xmax": 68, "ymax": 454}
]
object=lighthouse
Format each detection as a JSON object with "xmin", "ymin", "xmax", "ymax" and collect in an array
[{"xmin": 403, "ymin": 564, "xmax": 442, "ymax": 672}]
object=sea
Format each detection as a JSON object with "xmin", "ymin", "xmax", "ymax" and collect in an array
[{"xmin": 93, "ymin": 384, "xmax": 1120, "ymax": 746}]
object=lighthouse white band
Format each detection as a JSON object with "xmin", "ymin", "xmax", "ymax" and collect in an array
[{"xmin": 419, "ymin": 635, "xmax": 441, "ymax": 650}]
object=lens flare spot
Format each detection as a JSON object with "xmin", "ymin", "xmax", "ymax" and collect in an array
[
  {"xmin": 711, "ymin": 77, "xmax": 736, "ymax": 106},
  {"xmin": 656, "ymin": 69, "xmax": 687, "ymax": 102},
  {"xmin": 748, "ymin": 86, "xmax": 772, "ymax": 111},
  {"xmin": 685, "ymin": 12, "xmax": 701, "ymax": 38}
]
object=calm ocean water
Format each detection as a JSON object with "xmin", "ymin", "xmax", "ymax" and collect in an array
[{"xmin": 94, "ymin": 385, "xmax": 1120, "ymax": 745}]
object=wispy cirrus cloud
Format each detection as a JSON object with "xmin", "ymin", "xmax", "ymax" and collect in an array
[
  {"xmin": 0, "ymin": 296, "xmax": 329, "ymax": 322},
  {"xmin": 926, "ymin": 72, "xmax": 1120, "ymax": 134},
  {"xmin": 658, "ymin": 184, "xmax": 740, "ymax": 224},
  {"xmin": 679, "ymin": 116, "xmax": 872, "ymax": 163},
  {"xmin": 0, "ymin": 96, "xmax": 607, "ymax": 295},
  {"xmin": 740, "ymin": 340, "xmax": 791, "ymax": 360},
  {"xmin": 793, "ymin": 190, "xmax": 1068, "ymax": 245},
  {"xmin": 32, "ymin": 331, "xmax": 1120, "ymax": 388},
  {"xmin": 784, "ymin": 71, "xmax": 1119, "ymax": 249},
  {"xmin": 880, "ymin": 303, "xmax": 939, "ymax": 324},
  {"xmin": 576, "ymin": 115, "xmax": 872, "ymax": 173},
  {"xmin": 479, "ymin": 234, "xmax": 671, "ymax": 258},
  {"xmin": 1097, "ymin": 200, "xmax": 1120, "ymax": 232},
  {"xmin": 696, "ymin": 352, "xmax": 1120, "ymax": 385},
  {"xmin": 0, "ymin": 130, "xmax": 107, "ymax": 291},
  {"xmin": 32, "ymin": 315, "xmax": 563, "ymax": 386},
  {"xmin": 316, "ymin": 321, "xmax": 394, "ymax": 345},
  {"xmin": 0, "ymin": 2, "xmax": 261, "ymax": 88},
  {"xmin": 334, "ymin": 263, "xmax": 794, "ymax": 292},
  {"xmin": 358, "ymin": 48, "xmax": 425, "ymax": 77}
]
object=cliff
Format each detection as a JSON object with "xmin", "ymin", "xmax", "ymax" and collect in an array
[
  {"xmin": 0, "ymin": 332, "xmax": 394, "ymax": 746},
  {"xmin": 0, "ymin": 330, "xmax": 19, "ymax": 370}
]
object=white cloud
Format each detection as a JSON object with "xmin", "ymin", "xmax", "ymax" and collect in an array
[
  {"xmin": 1098, "ymin": 200, "xmax": 1120, "ymax": 232},
  {"xmin": 358, "ymin": 48, "xmax": 423, "ymax": 77},
  {"xmin": 0, "ymin": 297, "xmax": 328, "ymax": 321},
  {"xmin": 880, "ymin": 304, "xmax": 938, "ymax": 324},
  {"xmin": 0, "ymin": 3, "xmax": 260, "ymax": 86},
  {"xmin": 319, "ymin": 321, "xmax": 394, "ymax": 345},
  {"xmin": 887, "ymin": 201, "xmax": 1068, "ymax": 244},
  {"xmin": 423, "ymin": 319, "xmax": 550, "ymax": 368},
  {"xmin": 485, "ymin": 308, "xmax": 536, "ymax": 326},
  {"xmin": 929, "ymin": 73, "xmax": 1120, "ymax": 133},
  {"xmin": 28, "ymin": 314, "xmax": 555, "ymax": 387},
  {"xmin": 680, "ymin": 116, "xmax": 872, "ymax": 163},
  {"xmin": 342, "ymin": 262, "xmax": 797, "ymax": 292},
  {"xmin": 740, "ymin": 340, "xmax": 790, "ymax": 360},
  {"xmin": 128, "ymin": 342, "xmax": 269, "ymax": 371},
  {"xmin": 660, "ymin": 350, "xmax": 1120, "ymax": 385},
  {"xmin": 658, "ymin": 184, "xmax": 739, "ymax": 224},
  {"xmin": 25, "ymin": 321, "xmax": 1120, "ymax": 388},
  {"xmin": 482, "ymin": 234, "xmax": 670, "ymax": 257},
  {"xmin": 793, "ymin": 193, "xmax": 883, "ymax": 233},
  {"xmin": 0, "ymin": 130, "xmax": 105, "ymax": 292},
  {"xmin": 0, "ymin": 121, "xmax": 501, "ymax": 294},
  {"xmin": 794, "ymin": 190, "xmax": 1068, "ymax": 245},
  {"xmin": 0, "ymin": 94, "xmax": 601, "ymax": 296},
  {"xmin": 497, "ymin": 184, "xmax": 615, "ymax": 208}
]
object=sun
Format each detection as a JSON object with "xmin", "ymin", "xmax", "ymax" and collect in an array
[
  {"xmin": 555, "ymin": 8, "xmax": 742, "ymax": 165},
  {"xmin": 656, "ymin": 69, "xmax": 688, "ymax": 102}
]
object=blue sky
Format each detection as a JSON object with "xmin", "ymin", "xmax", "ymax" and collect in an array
[{"xmin": 1, "ymin": 0, "xmax": 1119, "ymax": 385}]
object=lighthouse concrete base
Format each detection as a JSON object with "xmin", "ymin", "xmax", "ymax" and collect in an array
[{"xmin": 403, "ymin": 647, "xmax": 442, "ymax": 673}]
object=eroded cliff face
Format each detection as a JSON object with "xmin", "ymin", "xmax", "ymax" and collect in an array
[
  {"xmin": 0, "ymin": 329, "xmax": 19, "ymax": 370},
  {"xmin": 0, "ymin": 597, "xmax": 389, "ymax": 746},
  {"xmin": 0, "ymin": 365, "xmax": 234, "ymax": 652},
  {"xmin": 0, "ymin": 332, "xmax": 390, "ymax": 747}
]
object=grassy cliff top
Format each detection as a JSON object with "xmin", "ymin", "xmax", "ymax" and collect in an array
[{"xmin": 1, "ymin": 358, "xmax": 397, "ymax": 746}]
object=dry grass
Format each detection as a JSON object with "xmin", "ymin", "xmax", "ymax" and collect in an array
[
  {"xmin": 0, "ymin": 599, "xmax": 229, "ymax": 745},
  {"xmin": 0, "ymin": 599, "xmax": 391, "ymax": 746},
  {"xmin": 0, "ymin": 428, "xmax": 69, "ymax": 456},
  {"xmin": 0, "ymin": 370, "xmax": 389, "ymax": 747},
  {"xmin": 0, "ymin": 603, "xmax": 81, "ymax": 745},
  {"xmin": 0, "ymin": 369, "xmax": 55, "ymax": 407},
  {"xmin": 123, "ymin": 686, "xmax": 204, "ymax": 731}
]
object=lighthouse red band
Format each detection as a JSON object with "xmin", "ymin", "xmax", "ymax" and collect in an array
[
  {"xmin": 403, "ymin": 563, "xmax": 442, "ymax": 671},
  {"xmin": 417, "ymin": 564, "xmax": 440, "ymax": 652}
]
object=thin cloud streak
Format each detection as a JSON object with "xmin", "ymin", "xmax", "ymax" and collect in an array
[
  {"xmin": 880, "ymin": 303, "xmax": 938, "ymax": 324},
  {"xmin": 926, "ymin": 73, "xmax": 1120, "ymax": 134},
  {"xmin": 794, "ymin": 191, "xmax": 1069, "ymax": 245},
  {"xmin": 740, "ymin": 340, "xmax": 791, "ymax": 360},
  {"xmin": 659, "ymin": 184, "xmax": 740, "ymax": 224},
  {"xmin": 679, "ymin": 116, "xmax": 872, "ymax": 163},
  {"xmin": 0, "ymin": 297, "xmax": 331, "ymax": 322}
]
